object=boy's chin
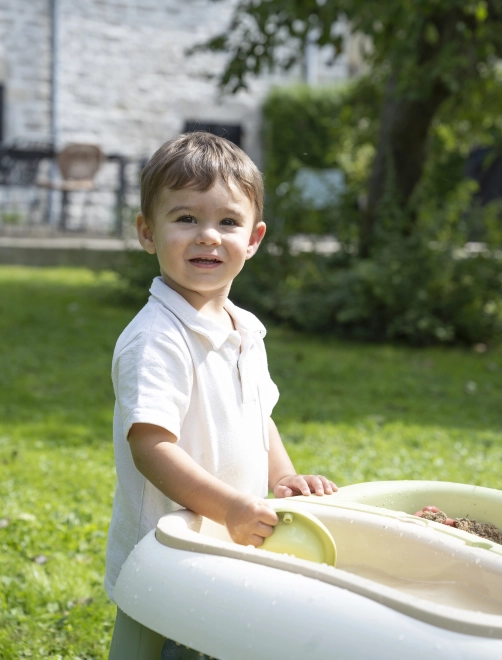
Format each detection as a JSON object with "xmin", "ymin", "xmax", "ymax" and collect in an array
[{"xmin": 161, "ymin": 275, "xmax": 232, "ymax": 300}]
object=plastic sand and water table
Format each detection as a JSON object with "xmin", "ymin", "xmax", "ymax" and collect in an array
[{"xmin": 112, "ymin": 480, "xmax": 502, "ymax": 660}]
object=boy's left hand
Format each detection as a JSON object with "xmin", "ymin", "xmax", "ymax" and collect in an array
[{"xmin": 273, "ymin": 474, "xmax": 337, "ymax": 498}]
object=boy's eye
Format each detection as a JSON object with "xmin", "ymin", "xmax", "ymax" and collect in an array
[
  {"xmin": 176, "ymin": 215, "xmax": 196, "ymax": 224},
  {"xmin": 220, "ymin": 218, "xmax": 238, "ymax": 226}
]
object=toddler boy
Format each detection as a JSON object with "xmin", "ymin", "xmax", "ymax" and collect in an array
[{"xmin": 106, "ymin": 132, "xmax": 336, "ymax": 659}]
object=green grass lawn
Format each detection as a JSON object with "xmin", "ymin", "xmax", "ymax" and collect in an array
[{"xmin": 0, "ymin": 265, "xmax": 501, "ymax": 659}]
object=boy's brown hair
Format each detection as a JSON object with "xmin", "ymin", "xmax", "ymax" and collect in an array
[{"xmin": 140, "ymin": 132, "xmax": 264, "ymax": 225}]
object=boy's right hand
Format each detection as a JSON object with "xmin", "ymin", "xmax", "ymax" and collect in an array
[{"xmin": 224, "ymin": 494, "xmax": 278, "ymax": 547}]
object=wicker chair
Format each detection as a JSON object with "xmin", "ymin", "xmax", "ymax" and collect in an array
[{"xmin": 37, "ymin": 144, "xmax": 104, "ymax": 229}]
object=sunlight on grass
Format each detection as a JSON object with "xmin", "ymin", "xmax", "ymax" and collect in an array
[
  {"xmin": 281, "ymin": 420, "xmax": 501, "ymax": 487},
  {"xmin": 0, "ymin": 267, "xmax": 130, "ymax": 659},
  {"xmin": 0, "ymin": 266, "xmax": 501, "ymax": 658},
  {"xmin": 267, "ymin": 329, "xmax": 502, "ymax": 488}
]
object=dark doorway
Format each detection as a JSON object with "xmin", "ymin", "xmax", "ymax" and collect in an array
[
  {"xmin": 465, "ymin": 146, "xmax": 502, "ymax": 206},
  {"xmin": 183, "ymin": 121, "xmax": 243, "ymax": 148},
  {"xmin": 0, "ymin": 85, "xmax": 4, "ymax": 143}
]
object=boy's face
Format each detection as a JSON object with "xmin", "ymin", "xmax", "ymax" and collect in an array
[{"xmin": 136, "ymin": 178, "xmax": 266, "ymax": 307}]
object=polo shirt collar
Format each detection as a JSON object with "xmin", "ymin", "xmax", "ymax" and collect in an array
[{"xmin": 149, "ymin": 277, "xmax": 266, "ymax": 350}]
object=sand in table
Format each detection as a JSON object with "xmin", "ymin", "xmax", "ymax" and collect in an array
[{"xmin": 419, "ymin": 509, "xmax": 502, "ymax": 545}]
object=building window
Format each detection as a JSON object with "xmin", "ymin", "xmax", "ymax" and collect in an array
[{"xmin": 183, "ymin": 121, "xmax": 242, "ymax": 148}]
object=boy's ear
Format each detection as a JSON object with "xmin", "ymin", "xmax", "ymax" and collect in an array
[
  {"xmin": 136, "ymin": 213, "xmax": 156, "ymax": 254},
  {"xmin": 246, "ymin": 221, "xmax": 266, "ymax": 260}
]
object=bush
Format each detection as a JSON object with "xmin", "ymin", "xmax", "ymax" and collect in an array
[
  {"xmin": 112, "ymin": 228, "xmax": 502, "ymax": 346},
  {"xmin": 262, "ymin": 81, "xmax": 380, "ymax": 242},
  {"xmin": 113, "ymin": 250, "xmax": 160, "ymax": 305},
  {"xmin": 111, "ymin": 81, "xmax": 502, "ymax": 345}
]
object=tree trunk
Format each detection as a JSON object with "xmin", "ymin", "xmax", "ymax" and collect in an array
[{"xmin": 359, "ymin": 74, "xmax": 450, "ymax": 257}]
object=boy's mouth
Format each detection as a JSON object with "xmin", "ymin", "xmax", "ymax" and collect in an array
[{"xmin": 189, "ymin": 257, "xmax": 222, "ymax": 264}]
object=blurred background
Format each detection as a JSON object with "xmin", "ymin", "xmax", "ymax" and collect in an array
[
  {"xmin": 1, "ymin": 0, "xmax": 501, "ymax": 345},
  {"xmin": 0, "ymin": 0, "xmax": 356, "ymax": 234}
]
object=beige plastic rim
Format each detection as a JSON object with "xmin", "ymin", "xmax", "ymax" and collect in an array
[{"xmin": 155, "ymin": 498, "xmax": 502, "ymax": 639}]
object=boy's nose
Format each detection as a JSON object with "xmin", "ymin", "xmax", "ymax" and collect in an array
[{"xmin": 196, "ymin": 225, "xmax": 221, "ymax": 245}]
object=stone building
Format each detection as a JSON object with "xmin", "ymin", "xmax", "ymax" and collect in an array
[{"xmin": 0, "ymin": 0, "xmax": 353, "ymax": 232}]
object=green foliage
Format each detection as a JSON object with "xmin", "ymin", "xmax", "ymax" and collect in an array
[
  {"xmin": 231, "ymin": 237, "xmax": 502, "ymax": 345},
  {"xmin": 112, "ymin": 249, "xmax": 161, "ymax": 305},
  {"xmin": 188, "ymin": 2, "xmax": 502, "ymax": 344},
  {"xmin": 242, "ymin": 79, "xmax": 502, "ymax": 345},
  {"xmin": 232, "ymin": 188, "xmax": 502, "ymax": 344},
  {"xmin": 1, "ymin": 210, "xmax": 24, "ymax": 225},
  {"xmin": 202, "ymin": 0, "xmax": 502, "ymax": 96},
  {"xmin": 200, "ymin": 0, "xmax": 502, "ymax": 250},
  {"xmin": 108, "ymin": 56, "xmax": 502, "ymax": 346},
  {"xmin": 262, "ymin": 77, "xmax": 502, "ymax": 234},
  {"xmin": 262, "ymin": 80, "xmax": 379, "ymax": 241},
  {"xmin": 112, "ymin": 203, "xmax": 502, "ymax": 345}
]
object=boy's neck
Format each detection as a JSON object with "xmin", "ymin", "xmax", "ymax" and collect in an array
[{"xmin": 161, "ymin": 276, "xmax": 235, "ymax": 331}]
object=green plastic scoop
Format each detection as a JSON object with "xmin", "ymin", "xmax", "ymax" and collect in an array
[{"xmin": 259, "ymin": 504, "xmax": 337, "ymax": 566}]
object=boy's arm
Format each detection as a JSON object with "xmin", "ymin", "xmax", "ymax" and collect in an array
[
  {"xmin": 267, "ymin": 417, "xmax": 338, "ymax": 498},
  {"xmin": 128, "ymin": 423, "xmax": 278, "ymax": 546}
]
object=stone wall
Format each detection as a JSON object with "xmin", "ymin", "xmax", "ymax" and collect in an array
[
  {"xmin": 0, "ymin": 0, "xmax": 52, "ymax": 140},
  {"xmin": 0, "ymin": 0, "xmax": 350, "ymax": 231}
]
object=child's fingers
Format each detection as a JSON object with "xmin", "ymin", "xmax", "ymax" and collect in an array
[
  {"xmin": 295, "ymin": 476, "xmax": 313, "ymax": 496},
  {"xmin": 274, "ymin": 484, "xmax": 294, "ymax": 498},
  {"xmin": 317, "ymin": 475, "xmax": 338, "ymax": 494},
  {"xmin": 274, "ymin": 475, "xmax": 337, "ymax": 498},
  {"xmin": 300, "ymin": 474, "xmax": 338, "ymax": 495},
  {"xmin": 259, "ymin": 506, "xmax": 279, "ymax": 527},
  {"xmin": 244, "ymin": 518, "xmax": 275, "ymax": 547},
  {"xmin": 249, "ymin": 533, "xmax": 267, "ymax": 547},
  {"xmin": 298, "ymin": 474, "xmax": 325, "ymax": 495},
  {"xmin": 255, "ymin": 520, "xmax": 276, "ymax": 537}
]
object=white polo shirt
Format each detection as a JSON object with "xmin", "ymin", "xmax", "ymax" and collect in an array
[{"xmin": 105, "ymin": 277, "xmax": 279, "ymax": 599}]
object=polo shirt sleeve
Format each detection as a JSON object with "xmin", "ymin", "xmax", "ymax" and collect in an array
[
  {"xmin": 113, "ymin": 330, "xmax": 192, "ymax": 441},
  {"xmin": 264, "ymin": 375, "xmax": 280, "ymax": 415},
  {"xmin": 256, "ymin": 339, "xmax": 280, "ymax": 417}
]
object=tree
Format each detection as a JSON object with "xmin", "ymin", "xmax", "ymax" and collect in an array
[{"xmin": 195, "ymin": 0, "xmax": 502, "ymax": 255}]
